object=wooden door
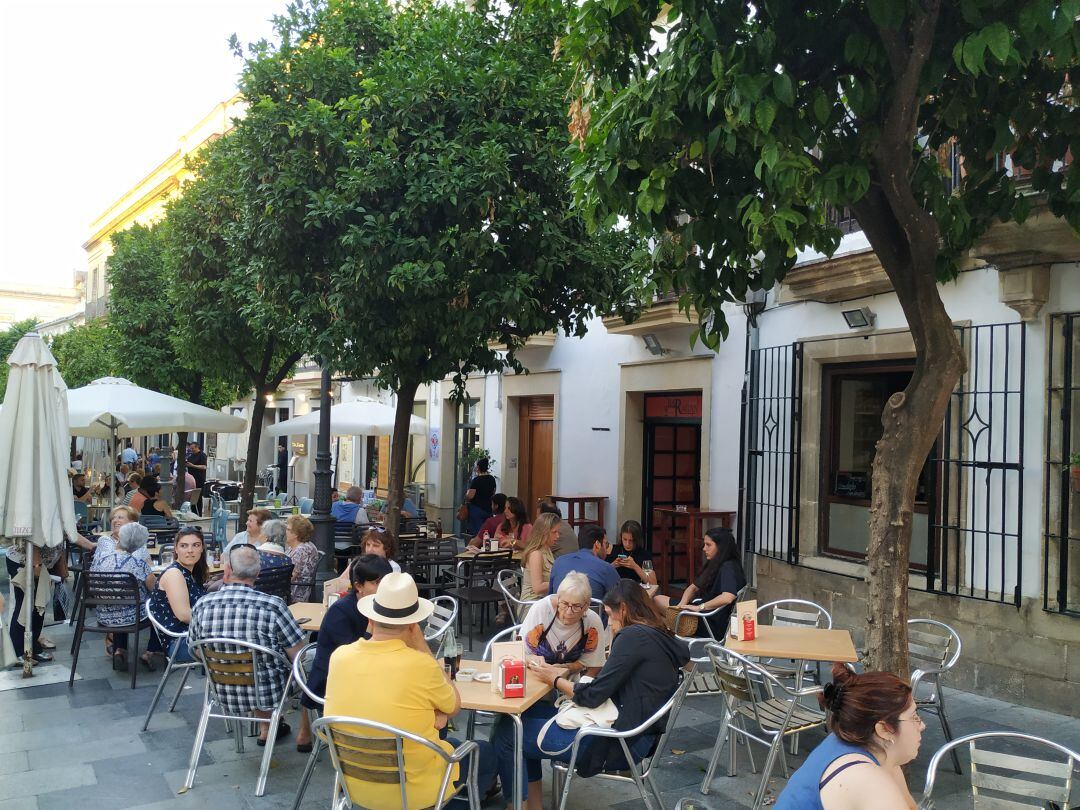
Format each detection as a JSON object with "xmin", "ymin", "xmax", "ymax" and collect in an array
[{"xmin": 519, "ymin": 396, "xmax": 554, "ymax": 520}]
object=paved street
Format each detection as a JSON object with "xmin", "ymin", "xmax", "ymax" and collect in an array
[{"xmin": 1, "ymin": 598, "xmax": 1077, "ymax": 810}]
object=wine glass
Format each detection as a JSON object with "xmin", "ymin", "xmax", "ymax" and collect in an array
[{"xmin": 641, "ymin": 559, "xmax": 654, "ymax": 579}]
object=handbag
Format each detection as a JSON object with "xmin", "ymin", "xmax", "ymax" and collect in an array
[
  {"xmin": 456, "ymin": 503, "xmax": 469, "ymax": 522},
  {"xmin": 536, "ymin": 677, "xmax": 618, "ymax": 756}
]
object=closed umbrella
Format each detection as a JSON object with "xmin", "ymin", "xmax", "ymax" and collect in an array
[
  {"xmin": 67, "ymin": 378, "xmax": 247, "ymax": 509},
  {"xmin": 0, "ymin": 333, "xmax": 76, "ymax": 676},
  {"xmin": 265, "ymin": 397, "xmax": 426, "ymax": 437}
]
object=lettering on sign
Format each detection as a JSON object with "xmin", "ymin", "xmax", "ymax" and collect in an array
[
  {"xmin": 290, "ymin": 437, "xmax": 308, "ymax": 457},
  {"xmin": 644, "ymin": 393, "xmax": 703, "ymax": 420}
]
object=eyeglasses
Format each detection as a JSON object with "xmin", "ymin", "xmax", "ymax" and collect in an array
[
  {"xmin": 898, "ymin": 711, "xmax": 924, "ymax": 724},
  {"xmin": 557, "ymin": 600, "xmax": 589, "ymax": 614}
]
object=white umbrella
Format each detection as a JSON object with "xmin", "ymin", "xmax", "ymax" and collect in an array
[
  {"xmin": 265, "ymin": 397, "xmax": 426, "ymax": 437},
  {"xmin": 67, "ymin": 377, "xmax": 247, "ymax": 509},
  {"xmin": 0, "ymin": 333, "xmax": 77, "ymax": 676}
]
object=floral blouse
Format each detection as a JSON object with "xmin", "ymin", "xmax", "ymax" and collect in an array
[{"xmin": 288, "ymin": 542, "xmax": 320, "ymax": 603}]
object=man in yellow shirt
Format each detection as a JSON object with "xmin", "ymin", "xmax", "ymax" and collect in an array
[{"xmin": 324, "ymin": 573, "xmax": 496, "ymax": 809}]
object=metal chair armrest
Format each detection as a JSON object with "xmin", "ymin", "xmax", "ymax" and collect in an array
[
  {"xmin": 706, "ymin": 642, "xmax": 823, "ymax": 699},
  {"xmin": 446, "ymin": 739, "xmax": 480, "ymax": 764}
]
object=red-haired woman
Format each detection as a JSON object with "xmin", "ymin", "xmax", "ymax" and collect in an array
[{"xmin": 775, "ymin": 664, "xmax": 924, "ymax": 810}]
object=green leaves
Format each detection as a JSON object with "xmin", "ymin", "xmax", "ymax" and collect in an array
[
  {"xmin": 755, "ymin": 97, "xmax": 778, "ymax": 132},
  {"xmin": 867, "ymin": 0, "xmax": 905, "ymax": 29}
]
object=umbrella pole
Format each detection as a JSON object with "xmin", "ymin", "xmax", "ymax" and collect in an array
[
  {"xmin": 22, "ymin": 548, "xmax": 33, "ymax": 679},
  {"xmin": 110, "ymin": 429, "xmax": 117, "ymax": 513}
]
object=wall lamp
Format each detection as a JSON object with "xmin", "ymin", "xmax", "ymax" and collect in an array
[
  {"xmin": 642, "ymin": 333, "xmax": 666, "ymax": 356},
  {"xmin": 842, "ymin": 306, "xmax": 876, "ymax": 329},
  {"xmin": 741, "ymin": 288, "xmax": 768, "ymax": 328}
]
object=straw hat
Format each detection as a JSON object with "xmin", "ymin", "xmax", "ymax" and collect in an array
[{"xmin": 358, "ymin": 572, "xmax": 434, "ymax": 625}]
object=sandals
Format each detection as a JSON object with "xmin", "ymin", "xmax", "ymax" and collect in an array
[
  {"xmin": 112, "ymin": 650, "xmax": 129, "ymax": 672},
  {"xmin": 139, "ymin": 653, "xmax": 157, "ymax": 672},
  {"xmin": 257, "ymin": 722, "xmax": 291, "ymax": 747}
]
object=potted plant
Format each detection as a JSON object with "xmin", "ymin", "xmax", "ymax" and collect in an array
[{"xmin": 1071, "ymin": 453, "xmax": 1080, "ymax": 494}]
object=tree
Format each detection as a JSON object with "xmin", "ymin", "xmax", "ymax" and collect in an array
[
  {"xmin": 164, "ymin": 141, "xmax": 306, "ymax": 515},
  {"xmin": 0, "ymin": 318, "xmax": 41, "ymax": 391},
  {"xmin": 49, "ymin": 319, "xmax": 119, "ymax": 389},
  {"xmin": 107, "ymin": 222, "xmax": 240, "ymax": 503},
  {"xmin": 227, "ymin": 0, "xmax": 645, "ymax": 535},
  {"xmin": 564, "ymin": 0, "xmax": 1080, "ymax": 673}
]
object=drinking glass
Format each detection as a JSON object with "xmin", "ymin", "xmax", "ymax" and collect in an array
[
  {"xmin": 159, "ymin": 550, "xmax": 175, "ymax": 567},
  {"xmin": 641, "ymin": 559, "xmax": 654, "ymax": 577}
]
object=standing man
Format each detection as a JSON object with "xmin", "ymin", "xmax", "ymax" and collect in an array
[
  {"xmin": 121, "ymin": 439, "xmax": 139, "ymax": 467},
  {"xmin": 276, "ymin": 443, "xmax": 289, "ymax": 495},
  {"xmin": 186, "ymin": 441, "xmax": 208, "ymax": 516}
]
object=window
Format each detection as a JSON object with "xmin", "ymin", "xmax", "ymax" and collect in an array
[{"xmin": 819, "ymin": 361, "xmax": 930, "ymax": 565}]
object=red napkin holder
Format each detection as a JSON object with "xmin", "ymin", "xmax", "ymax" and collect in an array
[{"xmin": 499, "ymin": 658, "xmax": 526, "ymax": 698}]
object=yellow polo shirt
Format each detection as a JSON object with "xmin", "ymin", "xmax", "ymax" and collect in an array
[{"xmin": 324, "ymin": 638, "xmax": 458, "ymax": 810}]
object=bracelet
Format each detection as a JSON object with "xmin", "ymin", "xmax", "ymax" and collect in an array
[{"xmin": 553, "ymin": 676, "xmax": 562, "ymax": 690}]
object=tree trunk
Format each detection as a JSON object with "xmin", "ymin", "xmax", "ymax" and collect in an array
[
  {"xmin": 241, "ymin": 387, "xmax": 271, "ymax": 516},
  {"xmin": 385, "ymin": 378, "xmax": 420, "ymax": 544},
  {"xmin": 855, "ymin": 196, "xmax": 966, "ymax": 677},
  {"xmin": 174, "ymin": 431, "xmax": 189, "ymax": 509}
]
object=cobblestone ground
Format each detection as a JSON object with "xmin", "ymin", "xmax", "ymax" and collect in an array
[{"xmin": 1, "ymin": 588, "xmax": 1077, "ymax": 809}]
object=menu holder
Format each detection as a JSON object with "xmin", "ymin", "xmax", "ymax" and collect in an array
[{"xmin": 731, "ymin": 599, "xmax": 758, "ymax": 641}]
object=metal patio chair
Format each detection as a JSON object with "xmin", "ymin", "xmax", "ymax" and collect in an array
[
  {"xmin": 313, "ymin": 715, "xmax": 481, "ymax": 809},
  {"xmin": 466, "ymin": 624, "xmax": 523, "ymax": 739},
  {"xmin": 423, "ymin": 595, "xmax": 460, "ymax": 643},
  {"xmin": 496, "ymin": 567, "xmax": 538, "ymax": 622},
  {"xmin": 68, "ymin": 570, "xmax": 143, "ymax": 690},
  {"xmin": 185, "ymin": 637, "xmax": 295, "ymax": 796},
  {"xmin": 444, "ymin": 549, "xmax": 513, "ymax": 650},
  {"xmin": 291, "ymin": 643, "xmax": 329, "ymax": 810},
  {"xmin": 550, "ymin": 662, "xmax": 698, "ymax": 810},
  {"xmin": 142, "ymin": 599, "xmax": 200, "ymax": 731},
  {"xmin": 918, "ymin": 731, "xmax": 1079, "ymax": 809},
  {"xmin": 253, "ymin": 560, "xmax": 295, "ymax": 603},
  {"xmin": 700, "ymin": 644, "xmax": 826, "ymax": 808},
  {"xmin": 908, "ymin": 618, "xmax": 964, "ymax": 775}
]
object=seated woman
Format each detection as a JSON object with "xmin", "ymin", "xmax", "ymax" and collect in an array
[
  {"xmin": 495, "ymin": 496, "xmax": 532, "ymax": 556},
  {"xmin": 519, "ymin": 512, "xmax": 561, "ymax": 604},
  {"xmin": 225, "ymin": 507, "xmax": 273, "ymax": 550},
  {"xmin": 285, "ymin": 515, "xmax": 320, "ymax": 602},
  {"xmin": 497, "ymin": 579, "xmax": 691, "ymax": 810},
  {"xmin": 775, "ymin": 664, "xmax": 923, "ymax": 810},
  {"xmin": 358, "ymin": 527, "xmax": 401, "ymax": 573},
  {"xmin": 139, "ymin": 479, "xmax": 174, "ymax": 520},
  {"xmin": 256, "ymin": 519, "xmax": 290, "ymax": 567},
  {"xmin": 605, "ymin": 519, "xmax": 657, "ymax": 588},
  {"xmin": 294, "ymin": 554, "xmax": 393, "ymax": 752},
  {"xmin": 520, "ymin": 572, "xmax": 606, "ymax": 676},
  {"xmin": 90, "ymin": 522, "xmax": 163, "ymax": 671},
  {"xmin": 71, "ymin": 505, "xmax": 146, "ymax": 558},
  {"xmin": 654, "ymin": 527, "xmax": 745, "ymax": 637},
  {"xmin": 148, "ymin": 526, "xmax": 208, "ymax": 662}
]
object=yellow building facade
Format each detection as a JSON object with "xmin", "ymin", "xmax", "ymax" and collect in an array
[{"xmin": 82, "ymin": 95, "xmax": 245, "ymax": 317}]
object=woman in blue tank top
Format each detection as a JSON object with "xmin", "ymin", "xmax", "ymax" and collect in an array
[{"xmin": 775, "ymin": 663, "xmax": 924, "ymax": 810}]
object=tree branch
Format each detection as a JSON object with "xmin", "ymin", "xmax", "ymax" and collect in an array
[{"xmin": 269, "ymin": 352, "xmax": 304, "ymax": 391}]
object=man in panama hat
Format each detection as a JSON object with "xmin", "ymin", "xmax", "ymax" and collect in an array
[{"xmin": 324, "ymin": 572, "xmax": 497, "ymax": 808}]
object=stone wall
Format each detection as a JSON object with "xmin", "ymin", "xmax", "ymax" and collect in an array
[{"xmin": 755, "ymin": 556, "xmax": 1080, "ymax": 717}]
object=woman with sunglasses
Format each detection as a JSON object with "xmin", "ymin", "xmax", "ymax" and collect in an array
[
  {"xmin": 775, "ymin": 664, "xmax": 923, "ymax": 810},
  {"xmin": 148, "ymin": 526, "xmax": 209, "ymax": 662}
]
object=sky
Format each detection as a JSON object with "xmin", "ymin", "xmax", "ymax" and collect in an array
[{"xmin": 0, "ymin": 0, "xmax": 285, "ymax": 289}]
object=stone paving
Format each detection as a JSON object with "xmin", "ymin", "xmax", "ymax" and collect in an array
[{"xmin": 2, "ymin": 584, "xmax": 1078, "ymax": 809}]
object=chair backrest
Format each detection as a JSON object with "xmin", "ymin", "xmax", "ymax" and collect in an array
[
  {"xmin": 140, "ymin": 514, "xmax": 169, "ymax": 529},
  {"xmin": 254, "ymin": 561, "xmax": 295, "ymax": 603},
  {"xmin": 705, "ymin": 642, "xmax": 758, "ymax": 703},
  {"xmin": 144, "ymin": 598, "xmax": 185, "ymax": 640},
  {"xmin": 919, "ymin": 732, "xmax": 1079, "ymax": 810},
  {"xmin": 73, "ymin": 501, "xmax": 90, "ymax": 524},
  {"xmin": 757, "ymin": 599, "xmax": 832, "ymax": 629},
  {"xmin": 465, "ymin": 550, "xmax": 513, "ymax": 587},
  {"xmin": 190, "ymin": 636, "xmax": 294, "ymax": 712},
  {"xmin": 84, "ymin": 571, "xmax": 140, "ymax": 609},
  {"xmin": 299, "ymin": 497, "xmax": 314, "ymax": 515},
  {"xmin": 482, "ymin": 624, "xmax": 523, "ymax": 661},
  {"xmin": 907, "ymin": 618, "xmax": 961, "ymax": 675},
  {"xmin": 706, "ymin": 643, "xmax": 823, "ymax": 728},
  {"xmin": 496, "ymin": 568, "xmax": 537, "ymax": 618},
  {"xmin": 313, "ymin": 716, "xmax": 461, "ymax": 809},
  {"xmin": 424, "ymin": 596, "xmax": 459, "ymax": 642},
  {"xmin": 292, "ymin": 642, "xmax": 324, "ymax": 706}
]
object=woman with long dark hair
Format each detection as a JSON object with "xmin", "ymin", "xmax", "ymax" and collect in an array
[
  {"xmin": 148, "ymin": 526, "xmax": 208, "ymax": 663},
  {"xmin": 655, "ymin": 526, "xmax": 746, "ymax": 637},
  {"xmin": 495, "ymin": 579, "xmax": 690, "ymax": 810},
  {"xmin": 496, "ymin": 496, "xmax": 532, "ymax": 554},
  {"xmin": 464, "ymin": 456, "xmax": 497, "ymax": 534},
  {"xmin": 775, "ymin": 664, "xmax": 923, "ymax": 809}
]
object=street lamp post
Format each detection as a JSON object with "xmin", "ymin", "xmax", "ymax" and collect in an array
[{"xmin": 310, "ymin": 363, "xmax": 336, "ymax": 585}]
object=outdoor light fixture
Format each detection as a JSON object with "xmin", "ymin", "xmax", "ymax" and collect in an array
[
  {"xmin": 642, "ymin": 333, "xmax": 665, "ymax": 356},
  {"xmin": 842, "ymin": 306, "xmax": 876, "ymax": 329},
  {"xmin": 741, "ymin": 288, "xmax": 768, "ymax": 328}
]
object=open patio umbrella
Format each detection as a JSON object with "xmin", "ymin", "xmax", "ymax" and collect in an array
[
  {"xmin": 67, "ymin": 377, "xmax": 247, "ymax": 509},
  {"xmin": 265, "ymin": 397, "xmax": 426, "ymax": 438},
  {"xmin": 0, "ymin": 333, "xmax": 77, "ymax": 676}
]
